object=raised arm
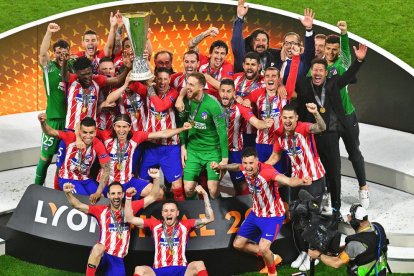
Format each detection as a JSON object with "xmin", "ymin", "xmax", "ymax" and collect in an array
[
  {"xmin": 275, "ymin": 174, "xmax": 312, "ymax": 187},
  {"xmin": 194, "ymin": 186, "xmax": 215, "ymax": 228},
  {"xmin": 300, "ymin": 8, "xmax": 316, "ymax": 67},
  {"xmin": 39, "ymin": 23, "xmax": 60, "ymax": 66},
  {"xmin": 106, "ymin": 53, "xmax": 132, "ymax": 87},
  {"xmin": 61, "ymin": 52, "xmax": 70, "ymax": 82},
  {"xmin": 124, "ymin": 187, "xmax": 145, "ymax": 228},
  {"xmin": 147, "ymin": 122, "xmax": 192, "ymax": 140},
  {"xmin": 143, "ymin": 168, "xmax": 161, "ymax": 208},
  {"xmin": 188, "ymin": 27, "xmax": 219, "ymax": 52},
  {"xmin": 90, "ymin": 162, "xmax": 110, "ymax": 204},
  {"xmin": 104, "ymin": 11, "xmax": 118, "ymax": 57},
  {"xmin": 306, "ymin": 103, "xmax": 326, "ymax": 133},
  {"xmin": 337, "ymin": 21, "xmax": 351, "ymax": 69},
  {"xmin": 231, "ymin": 0, "xmax": 248, "ymax": 73},
  {"xmin": 38, "ymin": 113, "xmax": 59, "ymax": 137},
  {"xmin": 63, "ymin": 183, "xmax": 89, "ymax": 213},
  {"xmin": 103, "ymin": 72, "xmax": 131, "ymax": 105},
  {"xmin": 337, "ymin": 43, "xmax": 367, "ymax": 88}
]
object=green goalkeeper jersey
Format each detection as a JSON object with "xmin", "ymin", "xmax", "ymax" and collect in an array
[{"xmin": 179, "ymin": 93, "xmax": 228, "ymax": 158}]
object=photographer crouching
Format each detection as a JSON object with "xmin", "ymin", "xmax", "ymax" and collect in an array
[{"xmin": 308, "ymin": 204, "xmax": 390, "ymax": 275}]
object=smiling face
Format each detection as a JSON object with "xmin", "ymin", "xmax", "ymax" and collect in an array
[
  {"xmin": 315, "ymin": 37, "xmax": 326, "ymax": 59},
  {"xmin": 183, "ymin": 53, "xmax": 199, "ymax": 75},
  {"xmin": 325, "ymin": 43, "xmax": 340, "ymax": 64},
  {"xmin": 311, "ymin": 63, "xmax": 328, "ymax": 86},
  {"xmin": 219, "ymin": 84, "xmax": 235, "ymax": 107},
  {"xmin": 243, "ymin": 58, "xmax": 260, "ymax": 80},
  {"xmin": 283, "ymin": 34, "xmax": 301, "ymax": 58},
  {"xmin": 162, "ymin": 202, "xmax": 179, "ymax": 226},
  {"xmin": 242, "ymin": 155, "xmax": 259, "ymax": 177},
  {"xmin": 107, "ymin": 184, "xmax": 124, "ymax": 210},
  {"xmin": 155, "ymin": 71, "xmax": 171, "ymax": 95},
  {"xmin": 79, "ymin": 125, "xmax": 96, "ymax": 146},
  {"xmin": 113, "ymin": 121, "xmax": 131, "ymax": 142},
  {"xmin": 264, "ymin": 68, "xmax": 280, "ymax": 92},
  {"xmin": 82, "ymin": 34, "xmax": 99, "ymax": 56},
  {"xmin": 98, "ymin": 61, "xmax": 115, "ymax": 77},
  {"xmin": 53, "ymin": 47, "xmax": 69, "ymax": 67},
  {"xmin": 252, "ymin": 33, "xmax": 268, "ymax": 54},
  {"xmin": 209, "ymin": 46, "xmax": 227, "ymax": 69},
  {"xmin": 185, "ymin": 76, "xmax": 204, "ymax": 100},
  {"xmin": 281, "ymin": 110, "xmax": 298, "ymax": 134},
  {"xmin": 76, "ymin": 67, "xmax": 93, "ymax": 88}
]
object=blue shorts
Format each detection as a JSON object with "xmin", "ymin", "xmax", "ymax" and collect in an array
[
  {"xmin": 99, "ymin": 251, "xmax": 125, "ymax": 276},
  {"xmin": 55, "ymin": 140, "xmax": 67, "ymax": 169},
  {"xmin": 58, "ymin": 178, "xmax": 97, "ymax": 196},
  {"xmin": 139, "ymin": 144, "xmax": 182, "ymax": 183},
  {"xmin": 237, "ymin": 211, "xmax": 284, "ymax": 243},
  {"xmin": 152, "ymin": 266, "xmax": 187, "ymax": 276},
  {"xmin": 228, "ymin": 151, "xmax": 245, "ymax": 184},
  {"xmin": 131, "ymin": 143, "xmax": 144, "ymax": 175},
  {"xmin": 103, "ymin": 177, "xmax": 150, "ymax": 200},
  {"xmin": 255, "ymin": 143, "xmax": 288, "ymax": 174}
]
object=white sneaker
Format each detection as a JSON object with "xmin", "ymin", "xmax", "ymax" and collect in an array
[
  {"xmin": 359, "ymin": 188, "xmax": 370, "ymax": 209},
  {"xmin": 291, "ymin": 251, "xmax": 307, "ymax": 269},
  {"xmin": 298, "ymin": 255, "xmax": 319, "ymax": 271},
  {"xmin": 321, "ymin": 192, "xmax": 332, "ymax": 215}
]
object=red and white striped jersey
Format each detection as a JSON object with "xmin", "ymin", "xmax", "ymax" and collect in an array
[
  {"xmin": 234, "ymin": 73, "xmax": 265, "ymax": 135},
  {"xmin": 248, "ymin": 88, "xmax": 286, "ymax": 145},
  {"xmin": 65, "ymin": 74, "xmax": 107, "ymax": 130},
  {"xmin": 240, "ymin": 162, "xmax": 285, "ymax": 218},
  {"xmin": 121, "ymin": 81, "xmax": 148, "ymax": 131},
  {"xmin": 226, "ymin": 102, "xmax": 254, "ymax": 151},
  {"xmin": 96, "ymin": 130, "xmax": 149, "ymax": 183},
  {"xmin": 273, "ymin": 122, "xmax": 325, "ymax": 180},
  {"xmin": 144, "ymin": 218, "xmax": 196, "ymax": 268},
  {"xmin": 170, "ymin": 72, "xmax": 186, "ymax": 94},
  {"xmin": 75, "ymin": 50, "xmax": 106, "ymax": 74},
  {"xmin": 88, "ymin": 200, "xmax": 144, "ymax": 258},
  {"xmin": 198, "ymin": 54, "xmax": 234, "ymax": 98},
  {"xmin": 58, "ymin": 131, "xmax": 109, "ymax": 180},
  {"xmin": 146, "ymin": 87, "xmax": 179, "ymax": 145},
  {"xmin": 97, "ymin": 85, "xmax": 118, "ymax": 131}
]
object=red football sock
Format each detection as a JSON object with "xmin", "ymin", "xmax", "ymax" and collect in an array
[
  {"xmin": 197, "ymin": 270, "xmax": 208, "ymax": 276},
  {"xmin": 54, "ymin": 173, "xmax": 61, "ymax": 190},
  {"xmin": 86, "ymin": 264, "xmax": 97, "ymax": 276},
  {"xmin": 267, "ymin": 263, "xmax": 276, "ymax": 274},
  {"xmin": 172, "ymin": 187, "xmax": 185, "ymax": 201}
]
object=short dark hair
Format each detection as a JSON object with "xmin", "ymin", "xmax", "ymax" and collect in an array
[
  {"xmin": 52, "ymin": 39, "xmax": 70, "ymax": 51},
  {"xmin": 155, "ymin": 67, "xmax": 172, "ymax": 76},
  {"xmin": 112, "ymin": 114, "xmax": 132, "ymax": 140},
  {"xmin": 265, "ymin": 66, "xmax": 280, "ymax": 77},
  {"xmin": 162, "ymin": 199, "xmax": 179, "ymax": 210},
  {"xmin": 73, "ymin": 57, "xmax": 92, "ymax": 71},
  {"xmin": 84, "ymin": 30, "xmax": 97, "ymax": 36},
  {"xmin": 80, "ymin": 117, "xmax": 96, "ymax": 128},
  {"xmin": 99, "ymin": 57, "xmax": 114, "ymax": 64},
  {"xmin": 154, "ymin": 50, "xmax": 173, "ymax": 62},
  {"xmin": 282, "ymin": 103, "xmax": 297, "ymax": 114},
  {"xmin": 209, "ymin": 40, "xmax": 228, "ymax": 55},
  {"xmin": 311, "ymin": 58, "xmax": 328, "ymax": 69},
  {"xmin": 242, "ymin": 147, "xmax": 258, "ymax": 159},
  {"xmin": 107, "ymin": 182, "xmax": 123, "ymax": 193},
  {"xmin": 184, "ymin": 50, "xmax": 199, "ymax": 61},
  {"xmin": 325, "ymin": 34, "xmax": 340, "ymax": 45},
  {"xmin": 188, "ymin": 72, "xmax": 206, "ymax": 87},
  {"xmin": 244, "ymin": 51, "xmax": 261, "ymax": 64},
  {"xmin": 220, "ymin": 78, "xmax": 235, "ymax": 89}
]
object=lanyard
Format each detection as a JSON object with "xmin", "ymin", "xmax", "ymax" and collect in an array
[
  {"xmin": 310, "ymin": 80, "xmax": 326, "ymax": 108},
  {"xmin": 260, "ymin": 56, "xmax": 267, "ymax": 75},
  {"xmin": 224, "ymin": 100, "xmax": 235, "ymax": 127},
  {"xmin": 206, "ymin": 63, "xmax": 221, "ymax": 79},
  {"xmin": 189, "ymin": 93, "xmax": 204, "ymax": 124},
  {"xmin": 265, "ymin": 92, "xmax": 277, "ymax": 118},
  {"xmin": 237, "ymin": 77, "xmax": 259, "ymax": 96},
  {"xmin": 77, "ymin": 145, "xmax": 91, "ymax": 171},
  {"xmin": 285, "ymin": 133, "xmax": 299, "ymax": 157},
  {"xmin": 163, "ymin": 222, "xmax": 178, "ymax": 255},
  {"xmin": 82, "ymin": 88, "xmax": 90, "ymax": 113},
  {"xmin": 109, "ymin": 208, "xmax": 125, "ymax": 239},
  {"xmin": 116, "ymin": 139, "xmax": 128, "ymax": 170}
]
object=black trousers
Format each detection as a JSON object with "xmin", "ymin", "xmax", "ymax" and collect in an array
[
  {"xmin": 340, "ymin": 112, "xmax": 366, "ymax": 187},
  {"xmin": 315, "ymin": 131, "xmax": 342, "ymax": 210}
]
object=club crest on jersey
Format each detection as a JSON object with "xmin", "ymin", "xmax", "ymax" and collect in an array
[
  {"xmin": 328, "ymin": 67, "xmax": 338, "ymax": 78},
  {"xmin": 201, "ymin": 112, "xmax": 208, "ymax": 120}
]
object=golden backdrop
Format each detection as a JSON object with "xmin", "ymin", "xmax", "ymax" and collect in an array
[{"xmin": 0, "ymin": 1, "xmax": 301, "ymax": 116}]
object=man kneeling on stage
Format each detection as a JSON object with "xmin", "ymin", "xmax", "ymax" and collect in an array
[
  {"xmin": 125, "ymin": 184, "xmax": 214, "ymax": 276},
  {"xmin": 63, "ymin": 168, "xmax": 161, "ymax": 276}
]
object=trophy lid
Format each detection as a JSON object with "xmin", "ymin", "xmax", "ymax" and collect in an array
[{"xmin": 122, "ymin": 12, "xmax": 150, "ymax": 18}]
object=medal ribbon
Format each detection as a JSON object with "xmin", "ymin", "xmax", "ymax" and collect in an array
[
  {"xmin": 236, "ymin": 77, "xmax": 259, "ymax": 96},
  {"xmin": 225, "ymin": 100, "xmax": 234, "ymax": 127},
  {"xmin": 163, "ymin": 222, "xmax": 178, "ymax": 254},
  {"xmin": 285, "ymin": 133, "xmax": 299, "ymax": 157},
  {"xmin": 310, "ymin": 80, "xmax": 326, "ymax": 108},
  {"xmin": 260, "ymin": 56, "xmax": 267, "ymax": 75},
  {"xmin": 116, "ymin": 139, "xmax": 128, "ymax": 170},
  {"xmin": 110, "ymin": 208, "xmax": 125, "ymax": 238},
  {"xmin": 206, "ymin": 63, "xmax": 221, "ymax": 79},
  {"xmin": 188, "ymin": 93, "xmax": 204, "ymax": 124},
  {"xmin": 77, "ymin": 145, "xmax": 91, "ymax": 171},
  {"xmin": 82, "ymin": 88, "xmax": 90, "ymax": 111}
]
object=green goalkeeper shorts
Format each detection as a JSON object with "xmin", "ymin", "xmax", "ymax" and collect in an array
[{"xmin": 183, "ymin": 148, "xmax": 222, "ymax": 181}]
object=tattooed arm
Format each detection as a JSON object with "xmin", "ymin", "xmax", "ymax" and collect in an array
[
  {"xmin": 188, "ymin": 27, "xmax": 219, "ymax": 52},
  {"xmin": 306, "ymin": 103, "xmax": 326, "ymax": 133},
  {"xmin": 210, "ymin": 162, "xmax": 241, "ymax": 172},
  {"xmin": 89, "ymin": 162, "xmax": 110, "ymax": 204},
  {"xmin": 194, "ymin": 186, "xmax": 215, "ymax": 228}
]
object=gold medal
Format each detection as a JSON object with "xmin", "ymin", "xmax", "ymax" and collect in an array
[
  {"xmin": 135, "ymin": 112, "xmax": 140, "ymax": 119},
  {"xmin": 82, "ymin": 106, "xmax": 87, "ymax": 113},
  {"xmin": 117, "ymin": 163, "xmax": 122, "ymax": 170},
  {"xmin": 319, "ymin": 107, "xmax": 326, "ymax": 113},
  {"xmin": 189, "ymin": 121, "xmax": 195, "ymax": 127},
  {"xmin": 170, "ymin": 248, "xmax": 175, "ymax": 255},
  {"xmin": 118, "ymin": 233, "xmax": 123, "ymax": 239},
  {"xmin": 155, "ymin": 114, "xmax": 161, "ymax": 120}
]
